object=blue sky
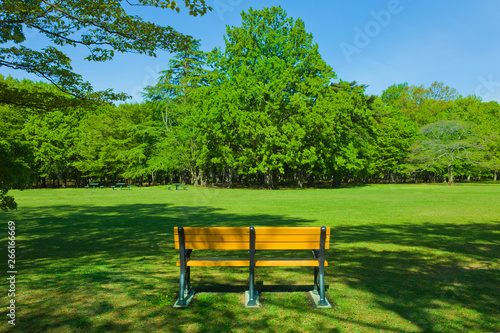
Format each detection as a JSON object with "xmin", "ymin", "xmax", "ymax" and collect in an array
[{"xmin": 2, "ymin": 0, "xmax": 500, "ymax": 103}]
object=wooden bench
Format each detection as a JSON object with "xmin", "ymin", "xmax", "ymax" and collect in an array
[
  {"xmin": 174, "ymin": 226, "xmax": 331, "ymax": 308},
  {"xmin": 87, "ymin": 182, "xmax": 99, "ymax": 189}
]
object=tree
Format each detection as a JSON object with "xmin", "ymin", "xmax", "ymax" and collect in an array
[
  {"xmin": 370, "ymin": 97, "xmax": 418, "ymax": 182},
  {"xmin": 322, "ymin": 81, "xmax": 376, "ymax": 187},
  {"xmin": 381, "ymin": 83, "xmax": 407, "ymax": 106},
  {"xmin": 0, "ymin": 104, "xmax": 32, "ymax": 211},
  {"xmin": 394, "ymin": 81, "xmax": 458, "ymax": 125},
  {"xmin": 144, "ymin": 40, "xmax": 208, "ymax": 185},
  {"xmin": 454, "ymin": 96, "xmax": 500, "ymax": 180},
  {"xmin": 1, "ymin": 0, "xmax": 212, "ymax": 101},
  {"xmin": 204, "ymin": 6, "xmax": 336, "ymax": 188},
  {"xmin": 408, "ymin": 120, "xmax": 487, "ymax": 185},
  {"xmin": 0, "ymin": 74, "xmax": 100, "ymax": 111},
  {"xmin": 23, "ymin": 109, "xmax": 81, "ymax": 187}
]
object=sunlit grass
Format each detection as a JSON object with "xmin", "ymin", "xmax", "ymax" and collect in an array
[{"xmin": 1, "ymin": 183, "xmax": 499, "ymax": 332}]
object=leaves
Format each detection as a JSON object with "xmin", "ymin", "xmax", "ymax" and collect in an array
[{"xmin": 0, "ymin": 0, "xmax": 212, "ymax": 102}]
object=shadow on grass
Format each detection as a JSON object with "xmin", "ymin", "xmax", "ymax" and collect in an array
[
  {"xmin": 2, "ymin": 202, "xmax": 499, "ymax": 332},
  {"xmin": 331, "ymin": 222, "xmax": 500, "ymax": 332}
]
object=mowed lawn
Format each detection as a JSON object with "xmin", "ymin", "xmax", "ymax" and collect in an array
[{"xmin": 1, "ymin": 184, "xmax": 499, "ymax": 332}]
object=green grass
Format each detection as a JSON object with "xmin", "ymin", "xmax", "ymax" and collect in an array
[{"xmin": 1, "ymin": 183, "xmax": 499, "ymax": 332}]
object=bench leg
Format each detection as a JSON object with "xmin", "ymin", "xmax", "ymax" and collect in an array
[
  {"xmin": 246, "ymin": 226, "xmax": 259, "ymax": 307},
  {"xmin": 313, "ymin": 266, "xmax": 319, "ymax": 294},
  {"xmin": 176, "ymin": 265, "xmax": 187, "ymax": 306},
  {"xmin": 318, "ymin": 264, "xmax": 328, "ymax": 306}
]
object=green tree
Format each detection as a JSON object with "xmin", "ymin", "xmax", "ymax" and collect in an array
[
  {"xmin": 408, "ymin": 120, "xmax": 487, "ymax": 185},
  {"xmin": 381, "ymin": 82, "xmax": 408, "ymax": 106},
  {"xmin": 395, "ymin": 81, "xmax": 458, "ymax": 125},
  {"xmin": 323, "ymin": 81, "xmax": 376, "ymax": 187},
  {"xmin": 144, "ymin": 40, "xmax": 208, "ymax": 185},
  {"xmin": 370, "ymin": 97, "xmax": 418, "ymax": 182},
  {"xmin": 0, "ymin": 104, "xmax": 31, "ymax": 211},
  {"xmin": 23, "ymin": 109, "xmax": 81, "ymax": 187},
  {"xmin": 1, "ymin": 0, "xmax": 211, "ymax": 101},
  {"xmin": 455, "ymin": 96, "xmax": 500, "ymax": 179},
  {"xmin": 205, "ymin": 6, "xmax": 336, "ymax": 188}
]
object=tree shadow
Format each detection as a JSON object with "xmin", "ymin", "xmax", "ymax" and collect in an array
[
  {"xmin": 7, "ymin": 203, "xmax": 327, "ymax": 332},
  {"xmin": 3, "ymin": 202, "xmax": 499, "ymax": 332},
  {"xmin": 331, "ymin": 222, "xmax": 500, "ymax": 332}
]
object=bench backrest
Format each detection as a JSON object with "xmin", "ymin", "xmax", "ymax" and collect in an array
[{"xmin": 174, "ymin": 227, "xmax": 330, "ymax": 250}]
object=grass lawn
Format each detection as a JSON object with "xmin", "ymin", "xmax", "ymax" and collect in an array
[{"xmin": 1, "ymin": 183, "xmax": 499, "ymax": 332}]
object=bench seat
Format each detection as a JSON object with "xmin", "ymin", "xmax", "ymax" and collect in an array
[{"xmin": 176, "ymin": 258, "xmax": 328, "ymax": 267}]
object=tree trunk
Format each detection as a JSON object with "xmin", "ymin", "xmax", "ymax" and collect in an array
[
  {"xmin": 494, "ymin": 171, "xmax": 498, "ymax": 181},
  {"xmin": 332, "ymin": 171, "xmax": 341, "ymax": 188},
  {"xmin": 264, "ymin": 168, "xmax": 273, "ymax": 189},
  {"xmin": 448, "ymin": 164, "xmax": 455, "ymax": 185},
  {"xmin": 297, "ymin": 168, "xmax": 304, "ymax": 188}
]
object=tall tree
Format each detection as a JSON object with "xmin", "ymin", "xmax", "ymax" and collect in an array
[
  {"xmin": 1, "ymin": 0, "xmax": 212, "ymax": 101},
  {"xmin": 370, "ymin": 97, "xmax": 418, "ymax": 182},
  {"xmin": 408, "ymin": 120, "xmax": 487, "ymax": 185},
  {"xmin": 205, "ymin": 6, "xmax": 336, "ymax": 188},
  {"xmin": 23, "ymin": 109, "xmax": 81, "ymax": 187},
  {"xmin": 144, "ymin": 40, "xmax": 208, "ymax": 184}
]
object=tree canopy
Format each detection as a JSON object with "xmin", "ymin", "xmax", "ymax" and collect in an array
[{"xmin": 0, "ymin": 0, "xmax": 212, "ymax": 102}]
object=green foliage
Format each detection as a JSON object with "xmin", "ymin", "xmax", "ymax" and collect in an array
[
  {"xmin": 0, "ymin": 104, "xmax": 32, "ymax": 210},
  {"xmin": 0, "ymin": 0, "xmax": 212, "ymax": 101},
  {"xmin": 394, "ymin": 81, "xmax": 458, "ymax": 125},
  {"xmin": 0, "ymin": 74, "xmax": 101, "ymax": 111},
  {"xmin": 200, "ymin": 6, "xmax": 338, "ymax": 187},
  {"xmin": 1, "ymin": 6, "xmax": 499, "ymax": 192},
  {"xmin": 144, "ymin": 41, "xmax": 208, "ymax": 184},
  {"xmin": 408, "ymin": 120, "xmax": 487, "ymax": 184},
  {"xmin": 381, "ymin": 82, "xmax": 407, "ymax": 106},
  {"xmin": 23, "ymin": 109, "xmax": 81, "ymax": 184},
  {"xmin": 371, "ymin": 98, "xmax": 418, "ymax": 178}
]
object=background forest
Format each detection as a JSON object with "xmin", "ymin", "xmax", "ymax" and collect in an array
[{"xmin": 2, "ymin": 7, "xmax": 499, "ymax": 206}]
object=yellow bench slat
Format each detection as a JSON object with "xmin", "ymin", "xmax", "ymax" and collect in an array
[
  {"xmin": 174, "ymin": 234, "xmax": 326, "ymax": 243},
  {"xmin": 176, "ymin": 258, "xmax": 328, "ymax": 267},
  {"xmin": 174, "ymin": 227, "xmax": 330, "ymax": 236},
  {"xmin": 255, "ymin": 227, "xmax": 330, "ymax": 236},
  {"xmin": 175, "ymin": 241, "xmax": 329, "ymax": 250}
]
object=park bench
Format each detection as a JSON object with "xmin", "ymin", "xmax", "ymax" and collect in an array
[
  {"xmin": 170, "ymin": 183, "xmax": 186, "ymax": 190},
  {"xmin": 174, "ymin": 226, "xmax": 331, "ymax": 308},
  {"xmin": 85, "ymin": 182, "xmax": 99, "ymax": 189},
  {"xmin": 112, "ymin": 182, "xmax": 130, "ymax": 190}
]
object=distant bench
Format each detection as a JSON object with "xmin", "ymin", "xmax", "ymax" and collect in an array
[
  {"xmin": 168, "ymin": 183, "xmax": 187, "ymax": 190},
  {"xmin": 111, "ymin": 183, "xmax": 130, "ymax": 190},
  {"xmin": 174, "ymin": 226, "xmax": 331, "ymax": 308},
  {"xmin": 85, "ymin": 183, "xmax": 102, "ymax": 189}
]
